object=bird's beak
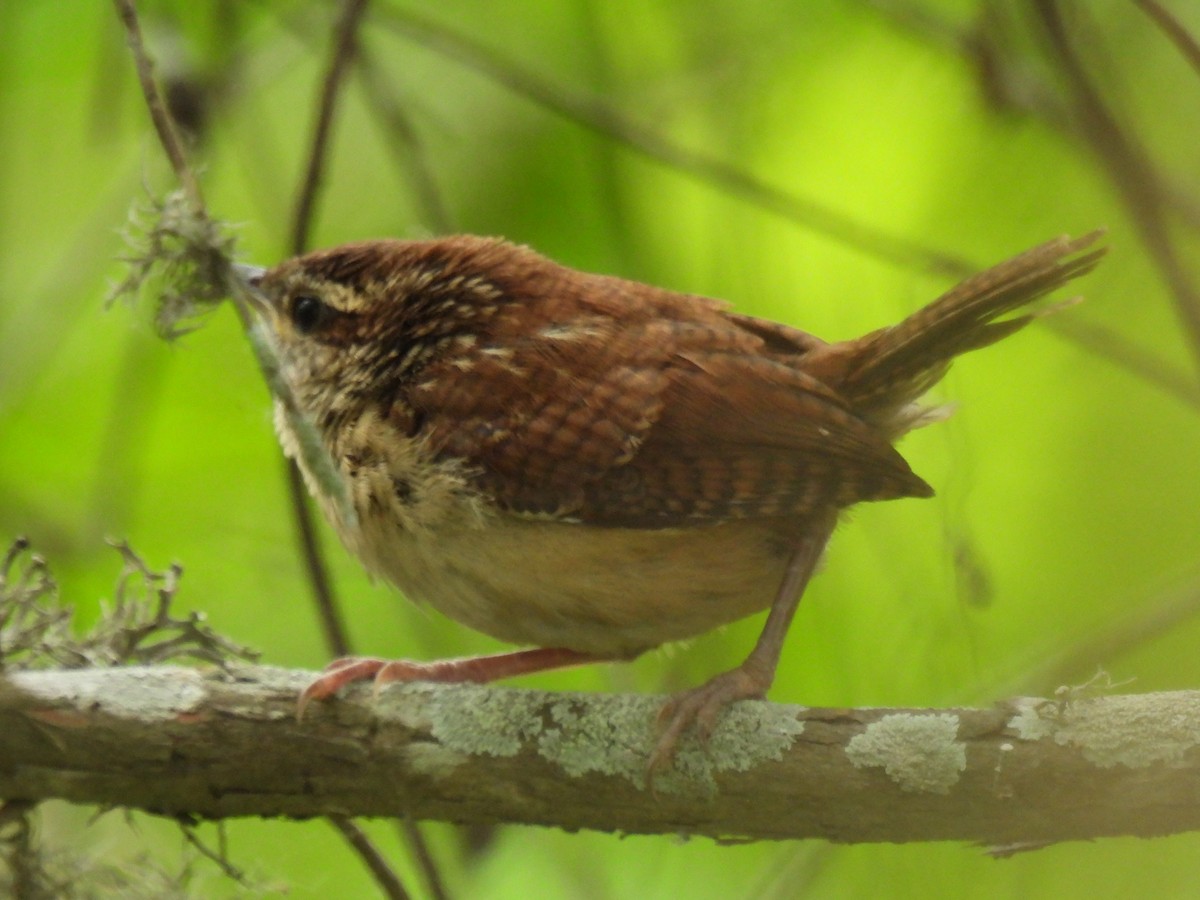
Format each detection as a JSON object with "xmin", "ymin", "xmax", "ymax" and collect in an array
[
  {"xmin": 229, "ymin": 263, "xmax": 271, "ymax": 323},
  {"xmin": 233, "ymin": 262, "xmax": 266, "ymax": 285}
]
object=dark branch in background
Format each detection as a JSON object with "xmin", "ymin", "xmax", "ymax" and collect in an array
[
  {"xmin": 112, "ymin": 0, "xmax": 204, "ymax": 210},
  {"xmin": 1135, "ymin": 0, "xmax": 1200, "ymax": 79},
  {"xmin": 330, "ymin": 818, "xmax": 412, "ymax": 900},
  {"xmin": 282, "ymin": 463, "xmax": 349, "ymax": 656},
  {"xmin": 352, "ymin": 37, "xmax": 465, "ymax": 900},
  {"xmin": 108, "ymin": 3, "xmax": 419, "ymax": 897},
  {"xmin": 290, "ymin": 0, "xmax": 371, "ymax": 255},
  {"xmin": 356, "ymin": 25, "xmax": 464, "ymax": 900},
  {"xmin": 865, "ymin": 0, "xmax": 1200, "ymax": 228},
  {"xmin": 1035, "ymin": 0, "xmax": 1200, "ymax": 379},
  {"xmin": 1018, "ymin": 574, "xmax": 1200, "ymax": 695},
  {"xmin": 375, "ymin": 7, "xmax": 976, "ymax": 279},
  {"xmin": 399, "ymin": 817, "xmax": 451, "ymax": 900},
  {"xmin": 280, "ymin": 0, "xmax": 373, "ymax": 663},
  {"xmin": 1044, "ymin": 316, "xmax": 1200, "ymax": 412},
  {"xmin": 286, "ymin": 3, "xmax": 438, "ymax": 897},
  {"xmin": 1128, "ymin": 3, "xmax": 1200, "ymax": 230},
  {"xmin": 180, "ymin": 822, "xmax": 250, "ymax": 887},
  {"xmin": 355, "ymin": 48, "xmax": 456, "ymax": 234}
]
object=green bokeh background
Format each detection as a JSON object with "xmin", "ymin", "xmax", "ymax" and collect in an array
[{"xmin": 3, "ymin": 1, "xmax": 1199, "ymax": 897}]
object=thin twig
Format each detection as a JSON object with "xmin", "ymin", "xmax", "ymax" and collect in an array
[
  {"xmin": 180, "ymin": 822, "xmax": 250, "ymax": 886},
  {"xmin": 283, "ymin": 461, "xmax": 349, "ymax": 655},
  {"xmin": 290, "ymin": 0, "xmax": 371, "ymax": 254},
  {"xmin": 375, "ymin": 7, "xmax": 976, "ymax": 278},
  {"xmin": 1045, "ymin": 316, "xmax": 1200, "ymax": 411},
  {"xmin": 1020, "ymin": 574, "xmax": 1200, "ymax": 694},
  {"xmin": 398, "ymin": 817, "xmax": 451, "ymax": 900},
  {"xmin": 859, "ymin": 2, "xmax": 1200, "ymax": 413},
  {"xmin": 288, "ymin": 6, "xmax": 428, "ymax": 898},
  {"xmin": 867, "ymin": 0, "xmax": 1200, "ymax": 234},
  {"xmin": 329, "ymin": 817, "xmax": 412, "ymax": 900},
  {"xmin": 355, "ymin": 48, "xmax": 456, "ymax": 233},
  {"xmin": 112, "ymin": 0, "xmax": 205, "ymax": 211},
  {"xmin": 282, "ymin": 0, "xmax": 373, "ymax": 660}
]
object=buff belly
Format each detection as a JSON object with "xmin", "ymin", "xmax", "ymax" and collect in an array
[
  {"xmin": 354, "ymin": 514, "xmax": 802, "ymax": 657},
  {"xmin": 287, "ymin": 408, "xmax": 812, "ymax": 656}
]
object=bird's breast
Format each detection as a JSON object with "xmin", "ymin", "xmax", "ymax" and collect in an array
[{"xmin": 291, "ymin": 407, "xmax": 817, "ymax": 656}]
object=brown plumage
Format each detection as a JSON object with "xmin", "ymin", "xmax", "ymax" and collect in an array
[{"xmin": 237, "ymin": 231, "xmax": 1104, "ymax": 774}]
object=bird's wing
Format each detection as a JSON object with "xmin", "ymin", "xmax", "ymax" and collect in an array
[{"xmin": 408, "ymin": 272, "xmax": 928, "ymax": 527}]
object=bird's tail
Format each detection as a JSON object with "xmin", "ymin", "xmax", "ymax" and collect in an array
[{"xmin": 823, "ymin": 231, "xmax": 1106, "ymax": 434}]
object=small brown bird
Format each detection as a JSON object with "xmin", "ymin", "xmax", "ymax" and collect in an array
[{"xmin": 236, "ymin": 231, "xmax": 1103, "ymax": 773}]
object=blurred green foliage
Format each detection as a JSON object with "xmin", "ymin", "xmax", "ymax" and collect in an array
[{"xmin": 1, "ymin": 0, "xmax": 1199, "ymax": 897}]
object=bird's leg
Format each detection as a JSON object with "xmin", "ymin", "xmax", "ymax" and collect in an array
[
  {"xmin": 647, "ymin": 511, "xmax": 837, "ymax": 778},
  {"xmin": 298, "ymin": 647, "xmax": 611, "ymax": 719}
]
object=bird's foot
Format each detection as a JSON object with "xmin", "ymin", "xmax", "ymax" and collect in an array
[{"xmin": 647, "ymin": 663, "xmax": 771, "ymax": 781}]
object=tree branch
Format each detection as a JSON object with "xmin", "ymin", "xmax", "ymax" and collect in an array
[
  {"xmin": 112, "ymin": 0, "xmax": 205, "ymax": 211},
  {"xmin": 2, "ymin": 665, "xmax": 1199, "ymax": 844}
]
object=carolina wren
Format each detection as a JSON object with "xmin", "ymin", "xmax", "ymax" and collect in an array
[{"xmin": 236, "ymin": 231, "xmax": 1104, "ymax": 773}]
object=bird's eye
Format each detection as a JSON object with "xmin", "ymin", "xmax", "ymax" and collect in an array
[{"xmin": 290, "ymin": 294, "xmax": 329, "ymax": 335}]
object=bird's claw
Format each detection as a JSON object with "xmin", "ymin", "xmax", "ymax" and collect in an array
[
  {"xmin": 645, "ymin": 665, "xmax": 769, "ymax": 783},
  {"xmin": 296, "ymin": 656, "xmax": 403, "ymax": 720}
]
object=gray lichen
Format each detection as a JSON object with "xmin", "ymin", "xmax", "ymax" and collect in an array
[
  {"xmin": 1010, "ymin": 691, "xmax": 1200, "ymax": 769},
  {"xmin": 846, "ymin": 712, "xmax": 966, "ymax": 794},
  {"xmin": 391, "ymin": 684, "xmax": 806, "ymax": 795},
  {"xmin": 423, "ymin": 683, "xmax": 546, "ymax": 757},
  {"xmin": 0, "ymin": 538, "xmax": 256, "ymax": 672},
  {"xmin": 540, "ymin": 694, "xmax": 653, "ymax": 782}
]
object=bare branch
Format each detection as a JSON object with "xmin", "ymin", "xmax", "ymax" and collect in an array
[
  {"xmin": 111, "ymin": 0, "xmax": 205, "ymax": 211},
  {"xmin": 2, "ymin": 666, "xmax": 1199, "ymax": 845},
  {"xmin": 355, "ymin": 48, "xmax": 455, "ymax": 234},
  {"xmin": 290, "ymin": 0, "xmax": 371, "ymax": 256},
  {"xmin": 396, "ymin": 817, "xmax": 450, "ymax": 900},
  {"xmin": 330, "ymin": 817, "xmax": 412, "ymax": 900},
  {"xmin": 282, "ymin": 0, "xmax": 374, "ymax": 665},
  {"xmin": 1045, "ymin": 316, "xmax": 1200, "ymax": 412}
]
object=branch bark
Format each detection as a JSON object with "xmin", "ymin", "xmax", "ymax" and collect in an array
[{"xmin": 1, "ymin": 665, "xmax": 1198, "ymax": 844}]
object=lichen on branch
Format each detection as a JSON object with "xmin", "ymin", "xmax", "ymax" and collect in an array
[{"xmin": 0, "ymin": 537, "xmax": 257, "ymax": 672}]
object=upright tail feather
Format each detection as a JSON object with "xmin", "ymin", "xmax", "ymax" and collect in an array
[{"xmin": 832, "ymin": 231, "xmax": 1106, "ymax": 430}]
